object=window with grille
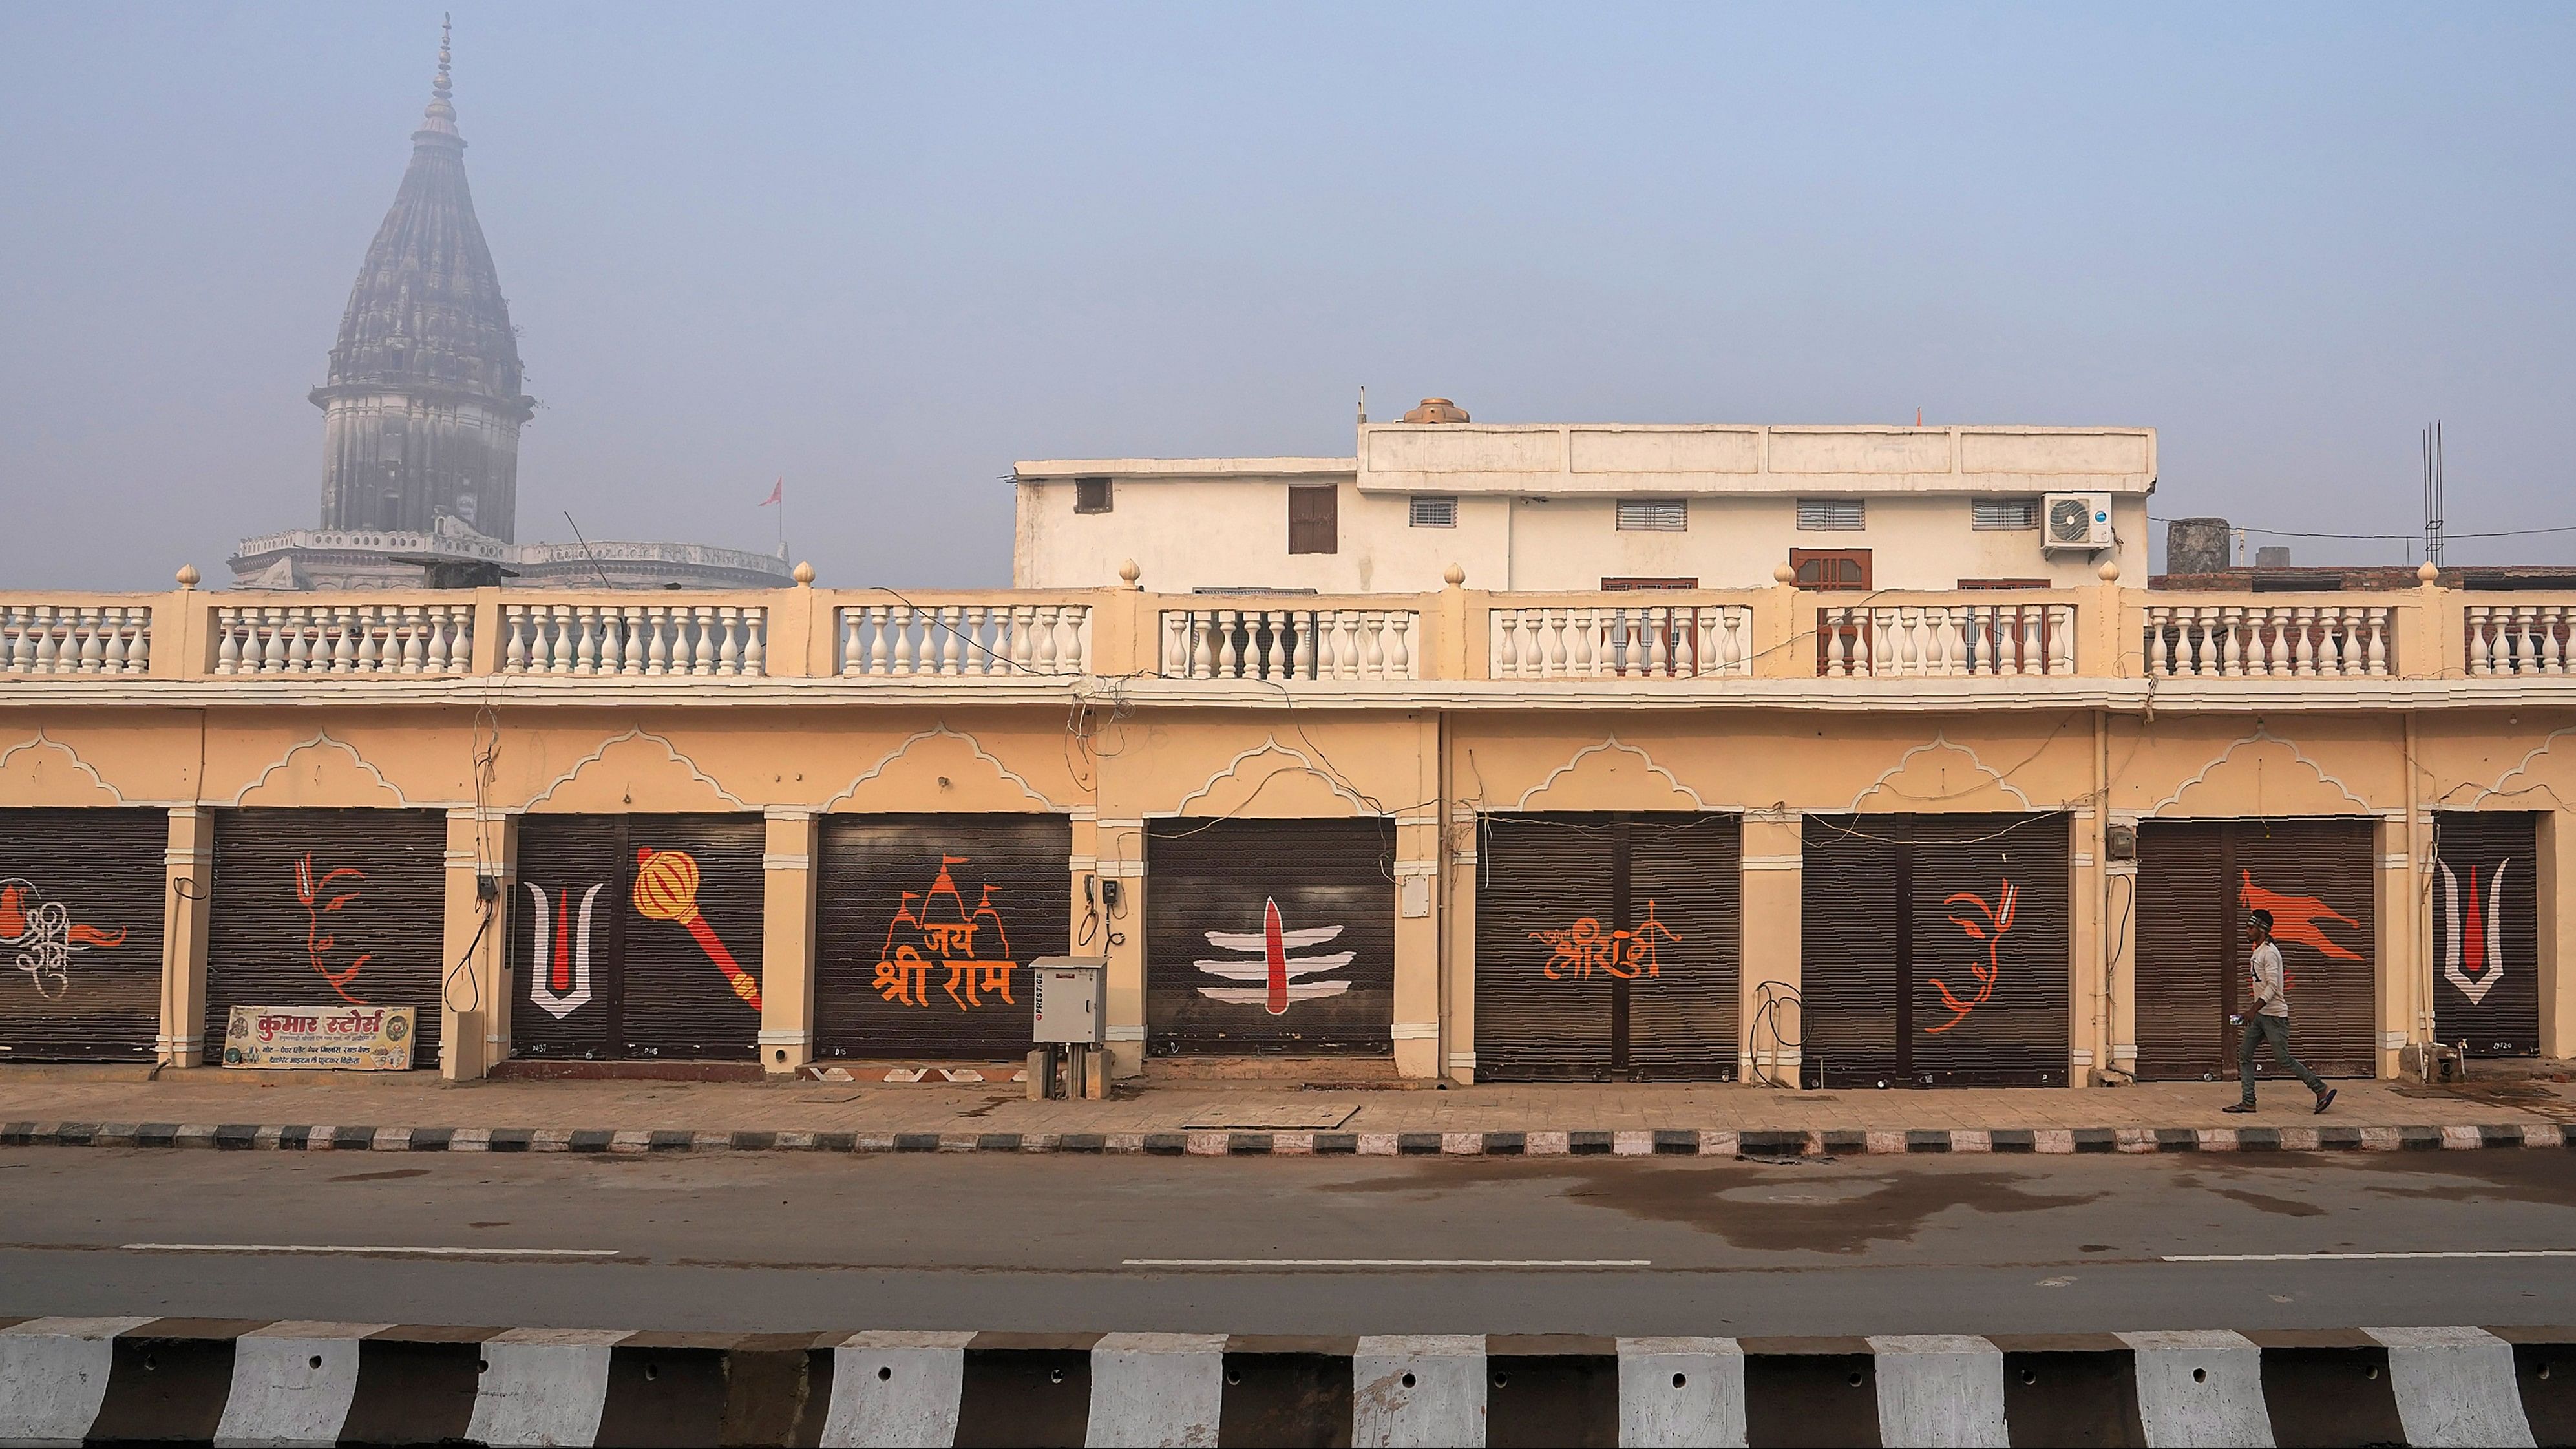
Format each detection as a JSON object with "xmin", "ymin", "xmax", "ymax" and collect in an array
[
  {"xmin": 1972, "ymin": 497, "xmax": 2036, "ymax": 531},
  {"xmin": 1288, "ymin": 485, "xmax": 1339, "ymax": 555},
  {"xmin": 1614, "ymin": 498, "xmax": 1687, "ymax": 532},
  {"xmin": 1797, "ymin": 498, "xmax": 1865, "ymax": 531},
  {"xmin": 1789, "ymin": 549, "xmax": 1873, "ymax": 590},
  {"xmin": 1409, "ymin": 496, "xmax": 1457, "ymax": 528},
  {"xmin": 1073, "ymin": 477, "xmax": 1113, "ymax": 514}
]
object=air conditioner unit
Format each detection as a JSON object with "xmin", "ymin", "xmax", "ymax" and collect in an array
[{"xmin": 2042, "ymin": 492, "xmax": 2113, "ymax": 552}]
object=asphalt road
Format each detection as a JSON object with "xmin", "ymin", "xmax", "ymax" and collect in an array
[{"xmin": 3, "ymin": 1146, "xmax": 2571, "ymax": 1335}]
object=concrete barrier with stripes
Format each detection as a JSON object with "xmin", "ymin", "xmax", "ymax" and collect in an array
[
  {"xmin": 1, "ymin": 1317, "xmax": 2570, "ymax": 1446},
  {"xmin": 3, "ymin": 1119, "xmax": 2572, "ymax": 1158}
]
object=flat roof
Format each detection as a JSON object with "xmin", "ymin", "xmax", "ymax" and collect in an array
[{"xmin": 1011, "ymin": 457, "xmax": 1355, "ymax": 480}]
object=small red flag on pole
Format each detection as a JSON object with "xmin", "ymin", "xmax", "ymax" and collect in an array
[{"xmin": 757, "ymin": 478, "xmax": 783, "ymax": 507}]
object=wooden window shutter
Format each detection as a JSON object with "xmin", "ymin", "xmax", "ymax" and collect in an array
[{"xmin": 1289, "ymin": 485, "xmax": 1339, "ymax": 555}]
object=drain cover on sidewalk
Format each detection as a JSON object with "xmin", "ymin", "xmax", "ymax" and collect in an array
[{"xmin": 1179, "ymin": 1103, "xmax": 1359, "ymax": 1130}]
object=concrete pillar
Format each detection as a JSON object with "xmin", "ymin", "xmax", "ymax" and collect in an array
[
  {"xmin": 1444, "ymin": 800, "xmax": 1479, "ymax": 1084},
  {"xmin": 439, "ymin": 807, "xmax": 509, "ymax": 1081},
  {"xmin": 2104, "ymin": 834, "xmax": 2140, "ymax": 1080},
  {"xmin": 1740, "ymin": 809, "xmax": 1802, "ymax": 1084},
  {"xmin": 1096, "ymin": 817, "xmax": 1148, "ymax": 1078},
  {"xmin": 2069, "ymin": 803, "xmax": 2104, "ymax": 1083},
  {"xmin": 759, "ymin": 809, "xmax": 819, "ymax": 1074},
  {"xmin": 1391, "ymin": 715, "xmax": 1441, "ymax": 1080},
  {"xmin": 2544, "ymin": 809, "xmax": 2575, "ymax": 1059},
  {"xmin": 158, "ymin": 806, "xmax": 214, "ymax": 1067},
  {"xmin": 2380, "ymin": 812, "xmax": 2423, "ymax": 1079}
]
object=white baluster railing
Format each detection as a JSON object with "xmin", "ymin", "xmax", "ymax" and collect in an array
[
  {"xmin": 500, "ymin": 604, "xmax": 766, "ymax": 677},
  {"xmin": 837, "ymin": 604, "xmax": 1092, "ymax": 677},
  {"xmin": 212, "ymin": 602, "xmax": 472, "ymax": 677},
  {"xmin": 1488, "ymin": 605, "xmax": 1753, "ymax": 679},
  {"xmin": 2465, "ymin": 602, "xmax": 2573, "ymax": 677},
  {"xmin": 2144, "ymin": 604, "xmax": 2395, "ymax": 679},
  {"xmin": 1817, "ymin": 602, "xmax": 2076, "ymax": 677},
  {"xmin": 0, "ymin": 605, "xmax": 152, "ymax": 676},
  {"xmin": 1160, "ymin": 609, "xmax": 1420, "ymax": 681}
]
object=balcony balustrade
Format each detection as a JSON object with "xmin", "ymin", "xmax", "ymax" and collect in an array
[
  {"xmin": 501, "ymin": 603, "xmax": 765, "ymax": 677},
  {"xmin": 1818, "ymin": 601, "xmax": 2075, "ymax": 677},
  {"xmin": 0, "ymin": 578, "xmax": 2565, "ymax": 692},
  {"xmin": 839, "ymin": 603, "xmax": 1090, "ymax": 677},
  {"xmin": 1, "ymin": 604, "xmax": 150, "ymax": 676},
  {"xmin": 215, "ymin": 602, "xmax": 473, "ymax": 677},
  {"xmin": 1490, "ymin": 604, "xmax": 1755, "ymax": 679},
  {"xmin": 2144, "ymin": 604, "xmax": 2393, "ymax": 678},
  {"xmin": 1161, "ymin": 608, "xmax": 1419, "ymax": 681}
]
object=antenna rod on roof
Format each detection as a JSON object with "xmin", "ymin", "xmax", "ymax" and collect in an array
[{"xmin": 564, "ymin": 511, "xmax": 613, "ymax": 590}]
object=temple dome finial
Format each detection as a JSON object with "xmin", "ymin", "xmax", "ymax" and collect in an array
[{"xmin": 420, "ymin": 13, "xmax": 459, "ymax": 139}]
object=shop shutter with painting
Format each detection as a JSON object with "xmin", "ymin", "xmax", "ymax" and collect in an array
[
  {"xmin": 813, "ymin": 815, "xmax": 1071, "ymax": 1060},
  {"xmin": 204, "ymin": 809, "xmax": 445, "ymax": 1064},
  {"xmin": 2133, "ymin": 819, "xmax": 2377, "ymax": 1081},
  {"xmin": 510, "ymin": 813, "xmax": 764, "ymax": 1062},
  {"xmin": 1146, "ymin": 817, "xmax": 1394, "ymax": 1055},
  {"xmin": 1474, "ymin": 813, "xmax": 1740, "ymax": 1081},
  {"xmin": 2432, "ymin": 811, "xmax": 2540, "ymax": 1057},
  {"xmin": 1800, "ymin": 812, "xmax": 2069, "ymax": 1087},
  {"xmin": 0, "ymin": 808, "xmax": 168, "ymax": 1061}
]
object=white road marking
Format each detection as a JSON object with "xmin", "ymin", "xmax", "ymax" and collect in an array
[
  {"xmin": 2164, "ymin": 1249, "xmax": 2576, "ymax": 1263},
  {"xmin": 121, "ymin": 1243, "xmax": 617, "ymax": 1258},
  {"xmin": 1122, "ymin": 1257, "xmax": 1650, "ymax": 1268}
]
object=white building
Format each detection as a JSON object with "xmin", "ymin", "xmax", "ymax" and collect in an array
[{"xmin": 1015, "ymin": 400, "xmax": 2153, "ymax": 594}]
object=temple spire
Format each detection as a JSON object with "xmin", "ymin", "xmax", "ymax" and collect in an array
[{"xmin": 419, "ymin": 14, "xmax": 459, "ymax": 140}]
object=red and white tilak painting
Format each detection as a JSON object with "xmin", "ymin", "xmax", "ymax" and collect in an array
[
  {"xmin": 523, "ymin": 882, "xmax": 606, "ymax": 1019},
  {"xmin": 2437, "ymin": 856, "xmax": 2511, "ymax": 1006},
  {"xmin": 1194, "ymin": 897, "xmax": 1355, "ymax": 1015}
]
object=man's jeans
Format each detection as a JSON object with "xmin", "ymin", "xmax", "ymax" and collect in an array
[{"xmin": 2237, "ymin": 1013, "xmax": 2326, "ymax": 1104}]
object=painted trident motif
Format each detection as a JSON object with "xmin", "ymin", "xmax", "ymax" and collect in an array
[{"xmin": 1928, "ymin": 880, "xmax": 2017, "ymax": 1035}]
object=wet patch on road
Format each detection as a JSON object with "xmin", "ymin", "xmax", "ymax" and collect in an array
[{"xmin": 1318, "ymin": 1159, "xmax": 2104, "ymax": 1254}]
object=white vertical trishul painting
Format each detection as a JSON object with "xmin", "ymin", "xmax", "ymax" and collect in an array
[
  {"xmin": 2437, "ymin": 857, "xmax": 2509, "ymax": 1006},
  {"xmin": 1195, "ymin": 896, "xmax": 1355, "ymax": 1015}
]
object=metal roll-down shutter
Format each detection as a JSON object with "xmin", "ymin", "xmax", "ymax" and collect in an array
[
  {"xmin": 2432, "ymin": 811, "xmax": 2540, "ymax": 1057},
  {"xmin": 205, "ymin": 809, "xmax": 445, "ymax": 1064},
  {"xmin": 2133, "ymin": 821, "xmax": 2230, "ymax": 1080},
  {"xmin": 0, "ymin": 807, "xmax": 168, "ymax": 1061},
  {"xmin": 813, "ymin": 815, "xmax": 1072, "ymax": 1060},
  {"xmin": 2134, "ymin": 818, "xmax": 2376, "ymax": 1081},
  {"xmin": 1475, "ymin": 812, "xmax": 1740, "ymax": 1081},
  {"xmin": 509, "ymin": 813, "xmax": 763, "ymax": 1062},
  {"xmin": 1801, "ymin": 812, "xmax": 2069, "ymax": 1087},
  {"xmin": 1474, "ymin": 814, "xmax": 1620, "ymax": 1080},
  {"xmin": 1904, "ymin": 814, "xmax": 2069, "ymax": 1084},
  {"xmin": 1623, "ymin": 814, "xmax": 1743, "ymax": 1079},
  {"xmin": 1146, "ymin": 817, "xmax": 1395, "ymax": 1055}
]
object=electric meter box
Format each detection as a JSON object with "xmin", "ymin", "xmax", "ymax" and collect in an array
[{"xmin": 1031, "ymin": 956, "xmax": 1107, "ymax": 1045}]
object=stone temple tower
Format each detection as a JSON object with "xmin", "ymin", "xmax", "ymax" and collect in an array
[
  {"xmin": 310, "ymin": 19, "xmax": 534, "ymax": 541},
  {"xmin": 231, "ymin": 23, "xmax": 787, "ymax": 591}
]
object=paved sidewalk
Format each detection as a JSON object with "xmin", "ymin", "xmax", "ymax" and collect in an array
[{"xmin": 3, "ymin": 1070, "xmax": 2571, "ymax": 1157}]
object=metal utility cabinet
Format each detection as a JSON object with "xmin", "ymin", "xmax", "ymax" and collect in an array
[{"xmin": 1029, "ymin": 956, "xmax": 1107, "ymax": 1099}]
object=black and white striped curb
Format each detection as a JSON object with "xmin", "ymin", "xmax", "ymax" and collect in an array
[
  {"xmin": 3, "ymin": 1318, "xmax": 2570, "ymax": 1447},
  {"xmin": 5, "ymin": 1119, "xmax": 2573, "ymax": 1158}
]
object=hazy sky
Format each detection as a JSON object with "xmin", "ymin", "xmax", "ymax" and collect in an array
[{"xmin": 4, "ymin": 3, "xmax": 2571, "ymax": 589}]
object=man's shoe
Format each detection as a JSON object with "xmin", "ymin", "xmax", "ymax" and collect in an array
[
  {"xmin": 2222, "ymin": 1103, "xmax": 2257, "ymax": 1114},
  {"xmin": 2314, "ymin": 1088, "xmax": 2338, "ymax": 1114}
]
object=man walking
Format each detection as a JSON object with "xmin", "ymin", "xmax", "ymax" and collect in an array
[{"xmin": 2223, "ymin": 908, "xmax": 2336, "ymax": 1114}]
